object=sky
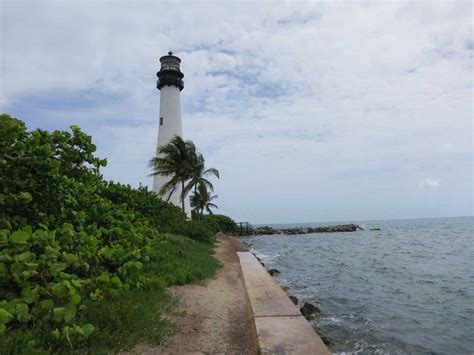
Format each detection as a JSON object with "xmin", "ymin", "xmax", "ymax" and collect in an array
[{"xmin": 1, "ymin": 1, "xmax": 473, "ymax": 224}]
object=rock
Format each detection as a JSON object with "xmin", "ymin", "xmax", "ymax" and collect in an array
[
  {"xmin": 255, "ymin": 256, "xmax": 265, "ymax": 267},
  {"xmin": 289, "ymin": 295, "xmax": 298, "ymax": 305},
  {"xmin": 255, "ymin": 224, "xmax": 362, "ymax": 235},
  {"xmin": 320, "ymin": 334, "xmax": 332, "ymax": 346},
  {"xmin": 370, "ymin": 228, "xmax": 381, "ymax": 231},
  {"xmin": 268, "ymin": 268, "xmax": 280, "ymax": 276},
  {"xmin": 314, "ymin": 326, "xmax": 332, "ymax": 346},
  {"xmin": 300, "ymin": 302, "xmax": 321, "ymax": 319}
]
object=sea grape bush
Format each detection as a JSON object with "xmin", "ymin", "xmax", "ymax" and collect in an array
[
  {"xmin": 0, "ymin": 114, "xmax": 212, "ymax": 349},
  {"xmin": 202, "ymin": 214, "xmax": 238, "ymax": 234},
  {"xmin": 0, "ymin": 224, "xmax": 153, "ymax": 347}
]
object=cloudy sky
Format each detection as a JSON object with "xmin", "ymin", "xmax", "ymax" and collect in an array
[{"xmin": 1, "ymin": 1, "xmax": 472, "ymax": 223}]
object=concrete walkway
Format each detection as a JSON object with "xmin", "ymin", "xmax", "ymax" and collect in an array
[
  {"xmin": 132, "ymin": 236, "xmax": 258, "ymax": 354},
  {"xmin": 128, "ymin": 236, "xmax": 330, "ymax": 354},
  {"xmin": 238, "ymin": 251, "xmax": 331, "ymax": 355}
]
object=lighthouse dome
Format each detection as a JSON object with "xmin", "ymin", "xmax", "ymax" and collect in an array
[{"xmin": 157, "ymin": 51, "xmax": 184, "ymax": 91}]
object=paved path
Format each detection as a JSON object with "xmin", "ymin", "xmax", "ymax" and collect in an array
[{"xmin": 132, "ymin": 236, "xmax": 257, "ymax": 354}]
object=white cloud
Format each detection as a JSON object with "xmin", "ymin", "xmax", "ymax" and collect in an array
[
  {"xmin": 1, "ymin": 1, "xmax": 472, "ymax": 222},
  {"xmin": 420, "ymin": 177, "xmax": 441, "ymax": 189}
]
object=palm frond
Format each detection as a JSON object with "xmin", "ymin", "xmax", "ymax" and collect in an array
[
  {"xmin": 149, "ymin": 135, "xmax": 219, "ymax": 214},
  {"xmin": 203, "ymin": 167, "xmax": 220, "ymax": 179}
]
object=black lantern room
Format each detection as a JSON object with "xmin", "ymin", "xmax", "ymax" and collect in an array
[{"xmin": 156, "ymin": 51, "xmax": 184, "ymax": 91}]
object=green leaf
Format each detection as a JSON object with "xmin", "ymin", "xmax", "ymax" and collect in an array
[
  {"xmin": 110, "ymin": 276, "xmax": 122, "ymax": 287},
  {"xmin": 19, "ymin": 192, "xmax": 32, "ymax": 203},
  {"xmin": 63, "ymin": 304, "xmax": 76, "ymax": 323},
  {"xmin": 59, "ymin": 223, "xmax": 74, "ymax": 237},
  {"xmin": 62, "ymin": 253, "xmax": 78, "ymax": 265},
  {"xmin": 51, "ymin": 283, "xmax": 68, "ymax": 298},
  {"xmin": 51, "ymin": 328, "xmax": 60, "ymax": 340},
  {"xmin": 70, "ymin": 293, "xmax": 81, "ymax": 305},
  {"xmin": 52, "ymin": 307, "xmax": 65, "ymax": 322},
  {"xmin": 74, "ymin": 325, "xmax": 85, "ymax": 336},
  {"xmin": 24, "ymin": 262, "xmax": 39, "ymax": 271},
  {"xmin": 49, "ymin": 262, "xmax": 67, "ymax": 275},
  {"xmin": 21, "ymin": 287, "xmax": 38, "ymax": 304},
  {"xmin": 97, "ymin": 273, "xmax": 110, "ymax": 283},
  {"xmin": 10, "ymin": 262, "xmax": 23, "ymax": 274},
  {"xmin": 82, "ymin": 323, "xmax": 95, "ymax": 337},
  {"xmin": 0, "ymin": 309, "xmax": 13, "ymax": 324},
  {"xmin": 10, "ymin": 231, "xmax": 29, "ymax": 245},
  {"xmin": 0, "ymin": 231, "xmax": 8, "ymax": 247},
  {"xmin": 18, "ymin": 251, "xmax": 35, "ymax": 263},
  {"xmin": 15, "ymin": 303, "xmax": 30, "ymax": 322},
  {"xmin": 38, "ymin": 299, "xmax": 54, "ymax": 312}
]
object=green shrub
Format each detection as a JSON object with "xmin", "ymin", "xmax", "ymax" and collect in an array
[
  {"xmin": 0, "ymin": 114, "xmax": 217, "ymax": 352},
  {"xmin": 178, "ymin": 220, "xmax": 214, "ymax": 243},
  {"xmin": 201, "ymin": 214, "xmax": 238, "ymax": 234},
  {"xmin": 99, "ymin": 181, "xmax": 188, "ymax": 234}
]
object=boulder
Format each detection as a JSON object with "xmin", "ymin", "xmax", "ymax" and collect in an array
[
  {"xmin": 289, "ymin": 295, "xmax": 298, "ymax": 305},
  {"xmin": 314, "ymin": 326, "xmax": 332, "ymax": 346},
  {"xmin": 268, "ymin": 268, "xmax": 280, "ymax": 276},
  {"xmin": 255, "ymin": 256, "xmax": 265, "ymax": 267},
  {"xmin": 300, "ymin": 302, "xmax": 321, "ymax": 319}
]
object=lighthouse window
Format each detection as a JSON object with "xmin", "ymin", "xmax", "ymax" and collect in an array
[{"xmin": 160, "ymin": 117, "xmax": 164, "ymax": 126}]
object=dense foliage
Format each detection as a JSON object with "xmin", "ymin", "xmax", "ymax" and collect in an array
[
  {"xmin": 0, "ymin": 114, "xmax": 217, "ymax": 351},
  {"xmin": 202, "ymin": 215, "xmax": 238, "ymax": 235}
]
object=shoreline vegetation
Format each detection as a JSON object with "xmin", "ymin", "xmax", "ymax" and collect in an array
[{"xmin": 0, "ymin": 114, "xmax": 238, "ymax": 354}]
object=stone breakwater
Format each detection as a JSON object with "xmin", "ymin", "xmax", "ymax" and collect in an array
[{"xmin": 255, "ymin": 224, "xmax": 362, "ymax": 235}]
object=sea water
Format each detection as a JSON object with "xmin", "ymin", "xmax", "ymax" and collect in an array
[{"xmin": 246, "ymin": 217, "xmax": 474, "ymax": 354}]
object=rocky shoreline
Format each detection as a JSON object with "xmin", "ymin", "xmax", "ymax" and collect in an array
[{"xmin": 254, "ymin": 223, "xmax": 362, "ymax": 235}]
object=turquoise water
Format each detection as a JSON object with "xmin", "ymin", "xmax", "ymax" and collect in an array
[{"xmin": 246, "ymin": 217, "xmax": 474, "ymax": 354}]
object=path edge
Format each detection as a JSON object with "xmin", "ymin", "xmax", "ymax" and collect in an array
[{"xmin": 237, "ymin": 250, "xmax": 331, "ymax": 355}]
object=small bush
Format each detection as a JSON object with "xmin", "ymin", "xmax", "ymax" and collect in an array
[
  {"xmin": 201, "ymin": 214, "xmax": 238, "ymax": 234},
  {"xmin": 178, "ymin": 221, "xmax": 214, "ymax": 243}
]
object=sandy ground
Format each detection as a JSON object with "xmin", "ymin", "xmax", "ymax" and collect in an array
[{"xmin": 129, "ymin": 236, "xmax": 258, "ymax": 355}]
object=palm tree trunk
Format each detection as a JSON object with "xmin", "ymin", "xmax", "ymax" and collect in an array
[{"xmin": 181, "ymin": 180, "xmax": 186, "ymax": 213}]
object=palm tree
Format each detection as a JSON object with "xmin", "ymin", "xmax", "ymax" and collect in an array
[
  {"xmin": 184, "ymin": 153, "xmax": 220, "ymax": 197},
  {"xmin": 190, "ymin": 184, "xmax": 218, "ymax": 216},
  {"xmin": 149, "ymin": 136, "xmax": 197, "ymax": 213}
]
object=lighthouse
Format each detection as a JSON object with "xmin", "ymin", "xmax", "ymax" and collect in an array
[{"xmin": 152, "ymin": 51, "xmax": 190, "ymax": 213}]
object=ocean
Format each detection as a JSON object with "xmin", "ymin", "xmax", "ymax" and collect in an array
[{"xmin": 245, "ymin": 217, "xmax": 474, "ymax": 354}]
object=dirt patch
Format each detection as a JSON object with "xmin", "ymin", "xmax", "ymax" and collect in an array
[{"xmin": 128, "ymin": 236, "xmax": 257, "ymax": 354}]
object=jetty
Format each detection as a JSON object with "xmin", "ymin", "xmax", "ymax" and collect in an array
[{"xmin": 255, "ymin": 223, "xmax": 362, "ymax": 235}]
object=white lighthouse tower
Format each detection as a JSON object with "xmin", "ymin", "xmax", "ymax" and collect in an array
[{"xmin": 152, "ymin": 51, "xmax": 190, "ymax": 213}]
